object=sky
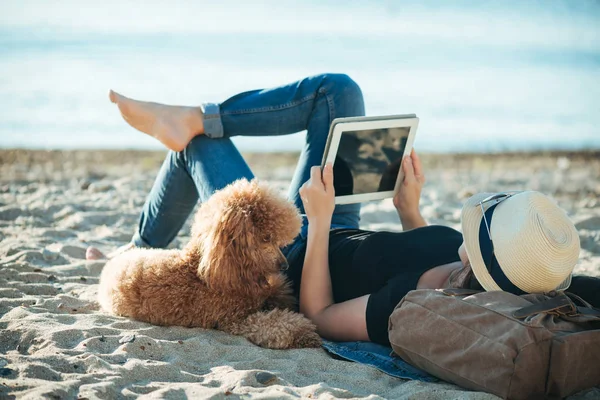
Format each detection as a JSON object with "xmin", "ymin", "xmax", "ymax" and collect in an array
[{"xmin": 1, "ymin": 0, "xmax": 599, "ymax": 152}]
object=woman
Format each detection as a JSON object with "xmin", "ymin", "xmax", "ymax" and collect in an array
[{"xmin": 89, "ymin": 73, "xmax": 600, "ymax": 346}]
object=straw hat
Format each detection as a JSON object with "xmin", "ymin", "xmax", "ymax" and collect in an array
[{"xmin": 461, "ymin": 191, "xmax": 580, "ymax": 294}]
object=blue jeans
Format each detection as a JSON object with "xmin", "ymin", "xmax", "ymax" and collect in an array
[
  {"xmin": 130, "ymin": 73, "xmax": 433, "ymax": 382},
  {"xmin": 132, "ymin": 73, "xmax": 363, "ymax": 249}
]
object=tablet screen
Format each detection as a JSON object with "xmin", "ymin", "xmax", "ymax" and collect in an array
[{"xmin": 333, "ymin": 127, "xmax": 410, "ymax": 196}]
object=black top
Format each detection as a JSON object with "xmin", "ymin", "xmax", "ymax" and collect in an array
[{"xmin": 285, "ymin": 225, "xmax": 464, "ymax": 345}]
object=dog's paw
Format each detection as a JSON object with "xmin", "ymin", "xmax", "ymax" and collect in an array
[
  {"xmin": 293, "ymin": 331, "xmax": 322, "ymax": 348},
  {"xmin": 231, "ymin": 309, "xmax": 322, "ymax": 349}
]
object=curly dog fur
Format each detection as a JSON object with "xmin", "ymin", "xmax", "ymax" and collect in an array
[{"xmin": 98, "ymin": 179, "xmax": 320, "ymax": 349}]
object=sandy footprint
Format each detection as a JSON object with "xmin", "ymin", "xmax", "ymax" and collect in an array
[
  {"xmin": 78, "ymin": 335, "xmax": 121, "ymax": 355},
  {"xmin": 21, "ymin": 363, "xmax": 62, "ymax": 381},
  {"xmin": 50, "ymin": 329, "xmax": 86, "ymax": 349},
  {"xmin": 0, "ymin": 329, "xmax": 22, "ymax": 353}
]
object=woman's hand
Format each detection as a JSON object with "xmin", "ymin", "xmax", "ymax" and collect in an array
[
  {"xmin": 299, "ymin": 163, "xmax": 335, "ymax": 224},
  {"xmin": 393, "ymin": 150, "xmax": 427, "ymax": 230}
]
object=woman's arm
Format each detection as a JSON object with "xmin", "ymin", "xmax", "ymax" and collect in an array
[
  {"xmin": 298, "ymin": 164, "xmax": 370, "ymax": 341},
  {"xmin": 301, "ymin": 216, "xmax": 333, "ymax": 317},
  {"xmin": 298, "ymin": 164, "xmax": 335, "ymax": 320},
  {"xmin": 393, "ymin": 150, "xmax": 427, "ymax": 230}
]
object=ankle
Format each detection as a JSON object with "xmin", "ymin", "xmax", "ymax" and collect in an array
[{"xmin": 185, "ymin": 106, "xmax": 204, "ymax": 135}]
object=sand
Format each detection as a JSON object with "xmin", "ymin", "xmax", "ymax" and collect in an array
[{"xmin": 1, "ymin": 149, "xmax": 599, "ymax": 399}]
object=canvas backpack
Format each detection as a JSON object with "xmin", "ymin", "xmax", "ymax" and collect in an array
[{"xmin": 388, "ymin": 288, "xmax": 600, "ymax": 400}]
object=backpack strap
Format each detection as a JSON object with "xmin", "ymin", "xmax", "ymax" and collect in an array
[
  {"xmin": 563, "ymin": 291, "xmax": 600, "ymax": 317},
  {"xmin": 438, "ymin": 288, "xmax": 600, "ymax": 319},
  {"xmin": 575, "ymin": 307, "xmax": 600, "ymax": 318},
  {"xmin": 564, "ymin": 291, "xmax": 594, "ymax": 308},
  {"xmin": 513, "ymin": 293, "xmax": 575, "ymax": 318},
  {"xmin": 513, "ymin": 292, "xmax": 600, "ymax": 319}
]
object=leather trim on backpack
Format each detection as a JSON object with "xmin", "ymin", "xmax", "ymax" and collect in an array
[{"xmin": 440, "ymin": 288, "xmax": 482, "ymax": 297}]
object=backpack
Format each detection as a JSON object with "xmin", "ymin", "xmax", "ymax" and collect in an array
[{"xmin": 388, "ymin": 288, "xmax": 600, "ymax": 400}]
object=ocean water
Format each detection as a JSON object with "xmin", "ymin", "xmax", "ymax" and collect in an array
[{"xmin": 1, "ymin": 0, "xmax": 599, "ymax": 153}]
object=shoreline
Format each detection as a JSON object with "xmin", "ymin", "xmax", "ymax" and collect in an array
[{"xmin": 2, "ymin": 148, "xmax": 599, "ymax": 178}]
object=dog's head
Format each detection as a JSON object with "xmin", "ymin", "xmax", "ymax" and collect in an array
[{"xmin": 184, "ymin": 179, "xmax": 301, "ymax": 293}]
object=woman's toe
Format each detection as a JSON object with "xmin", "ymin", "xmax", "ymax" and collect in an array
[{"xmin": 86, "ymin": 246, "xmax": 106, "ymax": 260}]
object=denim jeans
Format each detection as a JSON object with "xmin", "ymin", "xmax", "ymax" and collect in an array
[{"xmin": 132, "ymin": 73, "xmax": 364, "ymax": 249}]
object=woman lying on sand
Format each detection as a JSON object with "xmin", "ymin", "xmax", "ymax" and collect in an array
[{"xmin": 87, "ymin": 73, "xmax": 600, "ymax": 346}]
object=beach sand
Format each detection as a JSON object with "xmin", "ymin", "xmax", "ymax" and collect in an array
[{"xmin": 1, "ymin": 149, "xmax": 599, "ymax": 399}]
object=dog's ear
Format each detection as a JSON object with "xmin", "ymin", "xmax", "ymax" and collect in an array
[
  {"xmin": 196, "ymin": 206, "xmax": 274, "ymax": 294},
  {"xmin": 183, "ymin": 179, "xmax": 300, "ymax": 294}
]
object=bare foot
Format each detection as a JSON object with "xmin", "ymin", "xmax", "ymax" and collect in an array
[
  {"xmin": 85, "ymin": 247, "xmax": 105, "ymax": 260},
  {"xmin": 109, "ymin": 90, "xmax": 205, "ymax": 152},
  {"xmin": 86, "ymin": 243, "xmax": 136, "ymax": 261}
]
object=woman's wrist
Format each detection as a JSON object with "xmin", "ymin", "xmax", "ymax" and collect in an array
[
  {"xmin": 396, "ymin": 206, "xmax": 421, "ymax": 218},
  {"xmin": 307, "ymin": 215, "xmax": 332, "ymax": 229},
  {"xmin": 398, "ymin": 208, "xmax": 426, "ymax": 230},
  {"xmin": 396, "ymin": 206, "xmax": 420, "ymax": 219}
]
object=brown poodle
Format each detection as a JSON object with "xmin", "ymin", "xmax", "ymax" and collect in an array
[{"xmin": 98, "ymin": 179, "xmax": 320, "ymax": 349}]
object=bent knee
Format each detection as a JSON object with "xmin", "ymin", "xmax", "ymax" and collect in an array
[{"xmin": 319, "ymin": 73, "xmax": 363, "ymax": 104}]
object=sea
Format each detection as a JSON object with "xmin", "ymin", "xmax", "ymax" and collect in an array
[{"xmin": 1, "ymin": 0, "xmax": 599, "ymax": 153}]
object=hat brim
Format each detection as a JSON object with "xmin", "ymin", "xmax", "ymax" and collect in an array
[{"xmin": 461, "ymin": 192, "xmax": 571, "ymax": 293}]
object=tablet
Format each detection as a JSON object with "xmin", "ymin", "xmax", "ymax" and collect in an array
[{"xmin": 321, "ymin": 114, "xmax": 419, "ymax": 205}]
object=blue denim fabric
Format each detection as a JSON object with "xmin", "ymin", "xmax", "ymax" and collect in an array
[
  {"xmin": 133, "ymin": 73, "xmax": 364, "ymax": 248},
  {"xmin": 322, "ymin": 340, "xmax": 437, "ymax": 382}
]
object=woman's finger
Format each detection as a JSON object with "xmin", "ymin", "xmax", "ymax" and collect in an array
[
  {"xmin": 322, "ymin": 162, "xmax": 334, "ymax": 194},
  {"xmin": 402, "ymin": 156, "xmax": 416, "ymax": 183},
  {"xmin": 411, "ymin": 149, "xmax": 424, "ymax": 180},
  {"xmin": 310, "ymin": 166, "xmax": 323, "ymax": 189}
]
